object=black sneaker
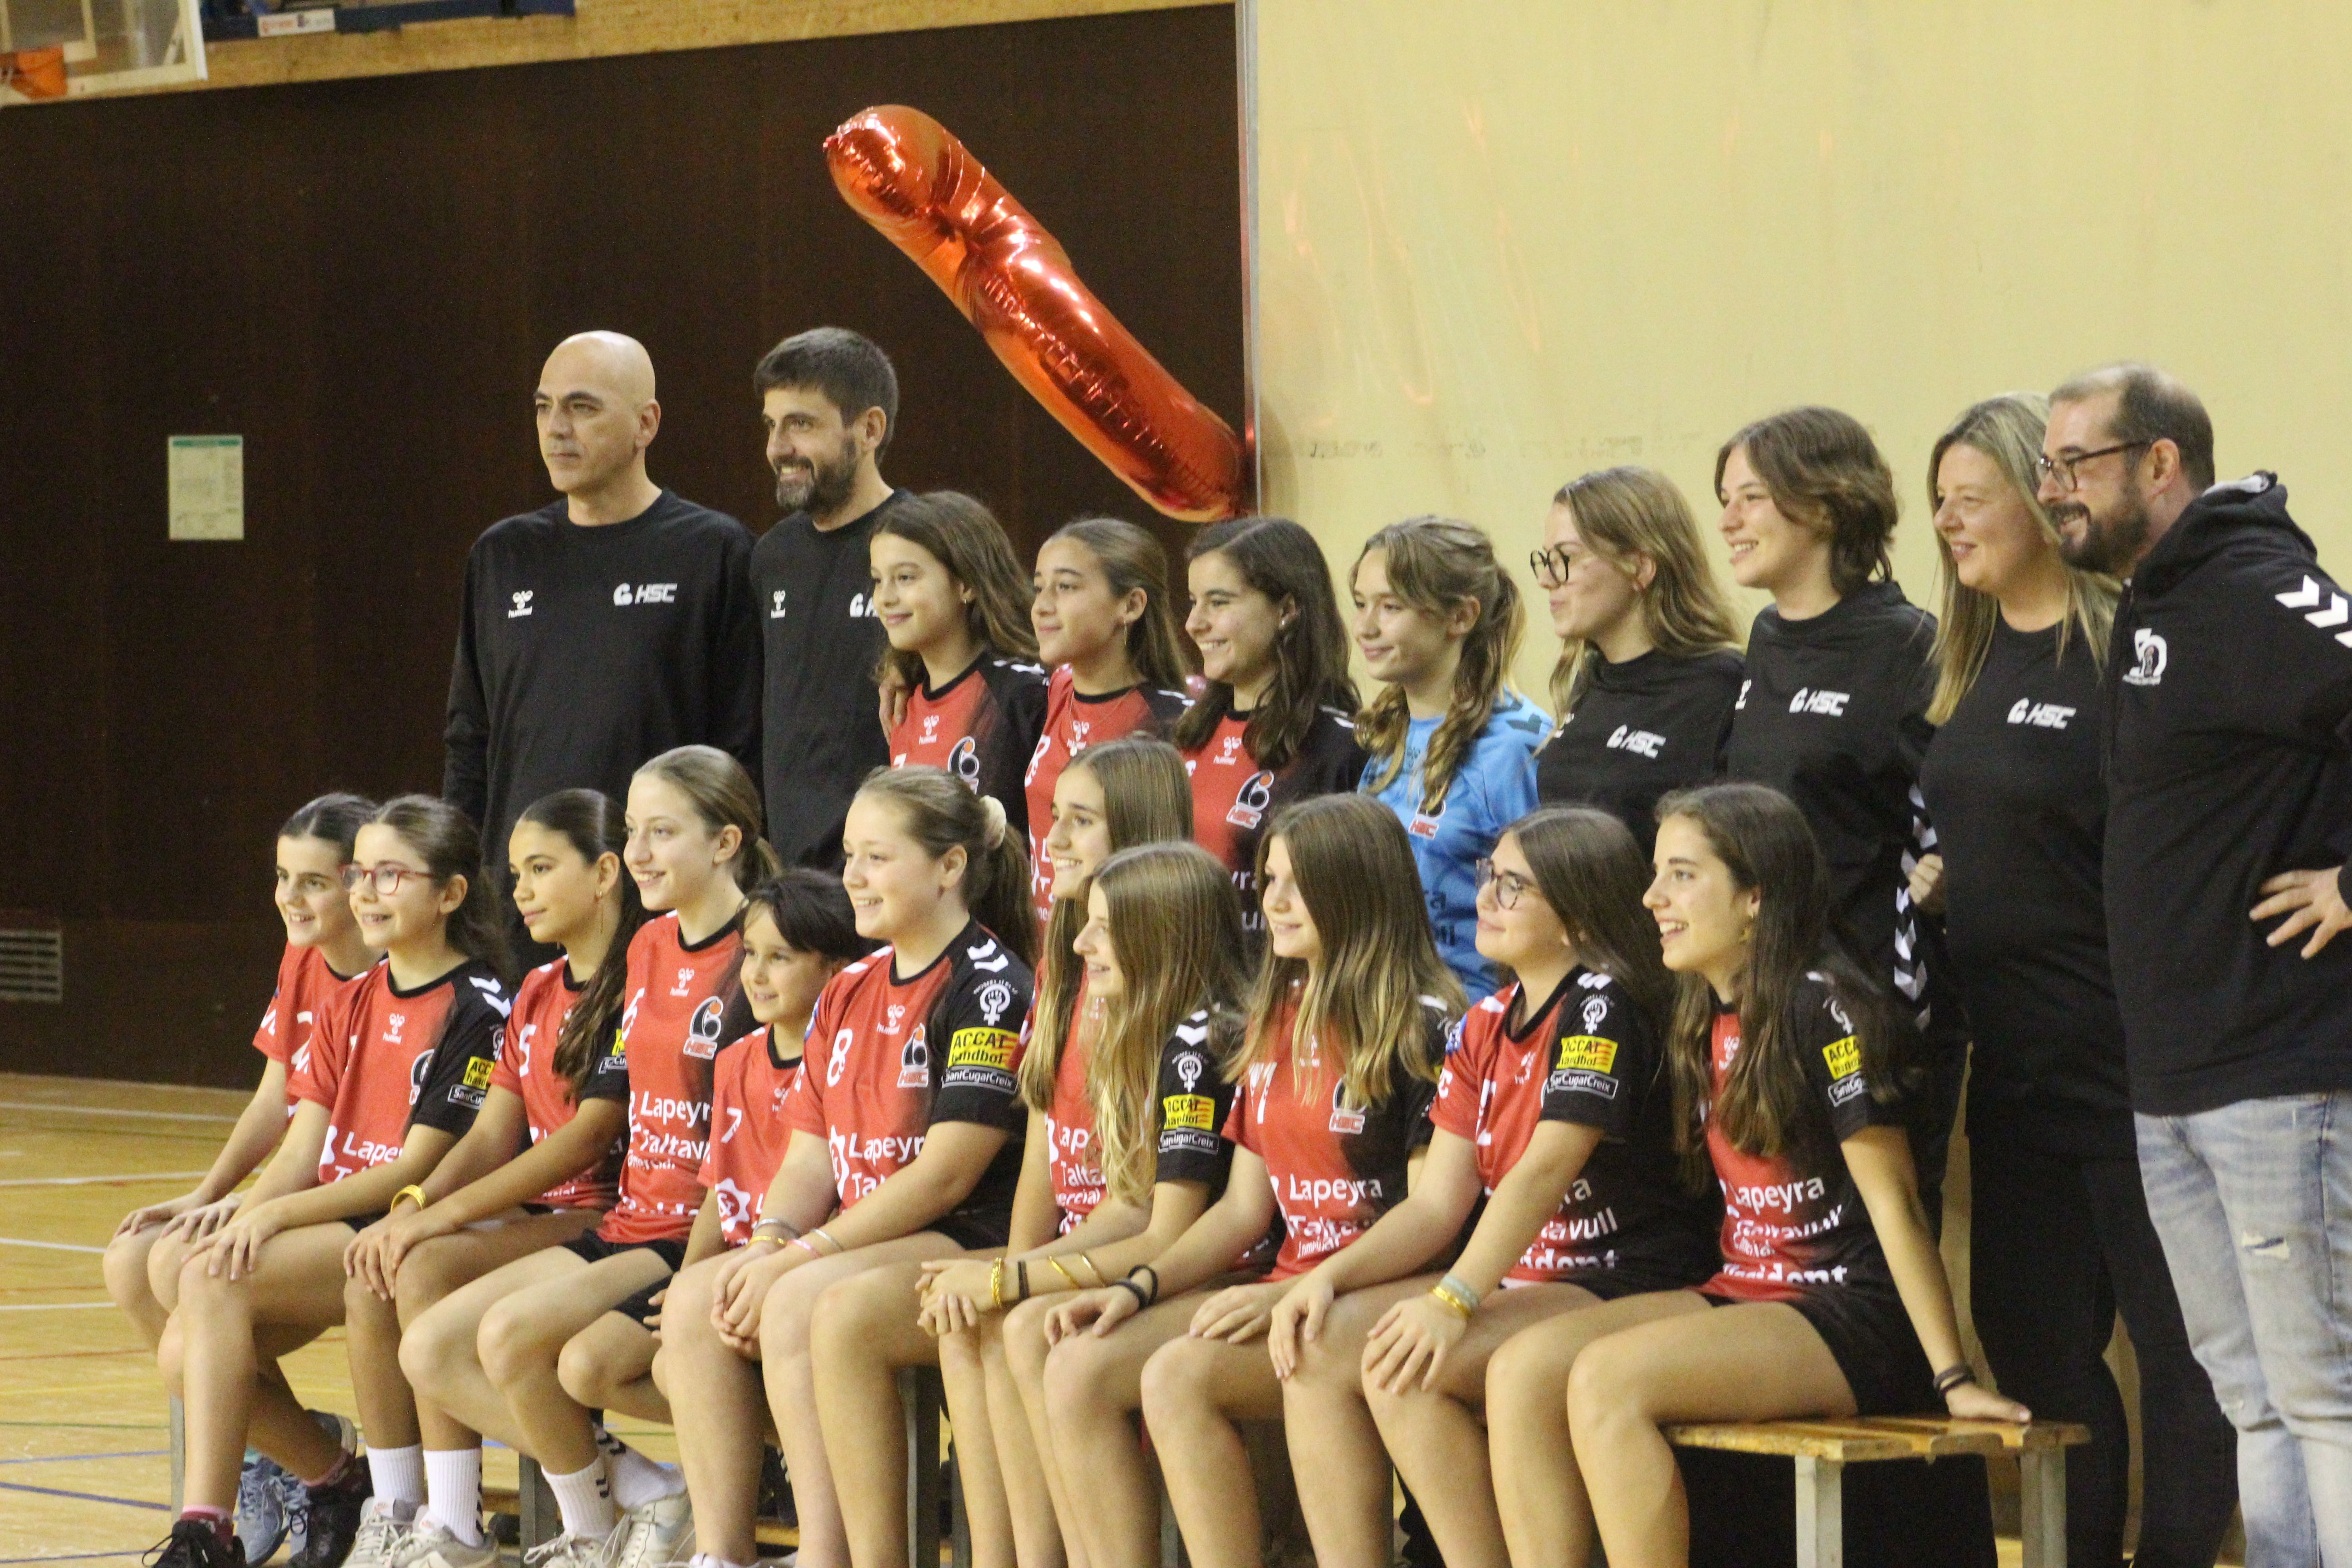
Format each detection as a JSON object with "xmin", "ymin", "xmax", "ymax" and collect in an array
[
  {"xmin": 145, "ymin": 1518, "xmax": 250, "ymax": 1568},
  {"xmin": 287, "ymin": 1468, "xmax": 373, "ymax": 1568}
]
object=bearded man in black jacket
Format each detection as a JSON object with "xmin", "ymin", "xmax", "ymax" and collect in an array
[{"xmin": 2046, "ymin": 362, "xmax": 2352, "ymax": 1567}]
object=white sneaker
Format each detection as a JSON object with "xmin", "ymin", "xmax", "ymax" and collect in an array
[
  {"xmin": 523, "ymin": 1532, "xmax": 614, "ymax": 1568},
  {"xmin": 389, "ymin": 1517, "xmax": 499, "ymax": 1568},
  {"xmin": 342, "ymin": 1499, "xmax": 415, "ymax": 1568},
  {"xmin": 606, "ymin": 1490, "xmax": 694, "ymax": 1568}
]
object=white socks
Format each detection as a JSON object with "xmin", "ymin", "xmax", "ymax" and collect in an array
[
  {"xmin": 366, "ymin": 1444, "xmax": 424, "ymax": 1511},
  {"xmin": 596, "ymin": 1425, "xmax": 684, "ymax": 1510},
  {"xmin": 545, "ymin": 1457, "xmax": 617, "ymax": 1540},
  {"xmin": 422, "ymin": 1447, "xmax": 485, "ymax": 1547}
]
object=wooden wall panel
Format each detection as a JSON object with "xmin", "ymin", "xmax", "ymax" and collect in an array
[{"xmin": 0, "ymin": 5, "xmax": 1242, "ymax": 1086}]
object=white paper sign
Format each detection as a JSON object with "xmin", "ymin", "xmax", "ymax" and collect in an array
[{"xmin": 168, "ymin": 435, "xmax": 243, "ymax": 541}]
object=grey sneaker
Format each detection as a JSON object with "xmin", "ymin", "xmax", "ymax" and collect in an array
[
  {"xmin": 521, "ymin": 1531, "xmax": 614, "ymax": 1568},
  {"xmin": 387, "ymin": 1517, "xmax": 498, "ymax": 1568},
  {"xmin": 605, "ymin": 1490, "xmax": 692, "ymax": 1568},
  {"xmin": 236, "ymin": 1453, "xmax": 291, "ymax": 1565},
  {"xmin": 340, "ymin": 1499, "xmax": 414, "ymax": 1568}
]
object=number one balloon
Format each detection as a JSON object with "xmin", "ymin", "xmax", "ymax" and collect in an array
[{"xmin": 825, "ymin": 105, "xmax": 1250, "ymax": 523}]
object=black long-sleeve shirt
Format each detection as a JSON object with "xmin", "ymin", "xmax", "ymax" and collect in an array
[
  {"xmin": 1921, "ymin": 619, "xmax": 2131, "ymax": 1157},
  {"xmin": 1536, "ymin": 647, "xmax": 1744, "ymax": 854},
  {"xmin": 2103, "ymin": 474, "xmax": 2352, "ymax": 1116},
  {"xmin": 443, "ymin": 490, "xmax": 760, "ymax": 866},
  {"xmin": 752, "ymin": 491, "xmax": 906, "ymax": 868}
]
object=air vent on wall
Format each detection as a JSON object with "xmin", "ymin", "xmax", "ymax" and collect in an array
[{"xmin": 0, "ymin": 926, "xmax": 63, "ymax": 1003}]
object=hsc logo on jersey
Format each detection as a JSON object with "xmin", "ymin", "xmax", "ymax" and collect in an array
[
  {"xmin": 613, "ymin": 583, "xmax": 679, "ymax": 607},
  {"xmin": 684, "ymin": 996, "xmax": 726, "ymax": 1060},
  {"xmin": 1788, "ymin": 688, "xmax": 1852, "ymax": 716},
  {"xmin": 948, "ymin": 736, "xmax": 982, "ymax": 792},
  {"xmin": 1606, "ymin": 725, "xmax": 1666, "ymax": 759},
  {"xmin": 1227, "ymin": 771, "xmax": 1275, "ymax": 830},
  {"xmin": 2006, "ymin": 699, "xmax": 2076, "ymax": 729},
  {"xmin": 2124, "ymin": 629, "xmax": 2168, "ymax": 687},
  {"xmin": 1329, "ymin": 1080, "xmax": 1367, "ymax": 1135},
  {"xmin": 898, "ymin": 1026, "xmax": 931, "ymax": 1088}
]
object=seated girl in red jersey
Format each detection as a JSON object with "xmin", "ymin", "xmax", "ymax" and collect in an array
[
  {"xmin": 106, "ymin": 793, "xmax": 375, "ymax": 1561},
  {"xmin": 1259, "ymin": 805, "xmax": 1718, "ymax": 1568},
  {"xmin": 310, "ymin": 790, "xmax": 642, "ymax": 1568},
  {"xmin": 1172, "ymin": 518, "xmax": 1366, "ymax": 940},
  {"xmin": 1022, "ymin": 518, "xmax": 1194, "ymax": 931},
  {"xmin": 398, "ymin": 747, "xmax": 773, "ymax": 1568},
  {"xmin": 1042, "ymin": 794, "xmax": 1464, "ymax": 1568},
  {"xmin": 1484, "ymin": 783, "xmax": 2026, "ymax": 1568},
  {"xmin": 148, "ymin": 798, "xmax": 513, "ymax": 1568},
  {"xmin": 877, "ymin": 491, "xmax": 1049, "ymax": 839},
  {"xmin": 660, "ymin": 767, "xmax": 1034, "ymax": 1568},
  {"xmin": 911, "ymin": 744, "xmax": 1203, "ymax": 1568},
  {"xmin": 547, "ymin": 870, "xmax": 872, "ymax": 1443}
]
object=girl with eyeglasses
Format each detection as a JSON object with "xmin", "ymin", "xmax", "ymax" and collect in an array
[
  {"xmin": 1023, "ymin": 518, "xmax": 1195, "ymax": 933},
  {"xmin": 1530, "ymin": 468, "xmax": 1745, "ymax": 856},
  {"xmin": 108, "ymin": 793, "xmax": 377, "ymax": 1567},
  {"xmin": 1352, "ymin": 517, "xmax": 1550, "ymax": 1000},
  {"xmin": 399, "ymin": 746, "xmax": 776, "ymax": 1568},
  {"xmin": 1175, "ymin": 517, "xmax": 1367, "ymax": 939},
  {"xmin": 147, "ymin": 797, "xmax": 514, "ymax": 1568},
  {"xmin": 1262, "ymin": 805, "xmax": 1716, "ymax": 1568}
]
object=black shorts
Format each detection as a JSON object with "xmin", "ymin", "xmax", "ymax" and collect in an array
[
  {"xmin": 340, "ymin": 1210, "xmax": 388, "ymax": 1233},
  {"xmin": 563, "ymin": 1233, "xmax": 689, "ymax": 1271},
  {"xmin": 1560, "ymin": 1262, "xmax": 1711, "ymax": 1303},
  {"xmin": 608, "ymin": 1280, "xmax": 666, "ymax": 1328},
  {"xmin": 1701, "ymin": 1286, "xmax": 1936, "ymax": 1416},
  {"xmin": 933, "ymin": 1208, "xmax": 1009, "ymax": 1252}
]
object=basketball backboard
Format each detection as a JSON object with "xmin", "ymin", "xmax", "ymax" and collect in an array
[{"xmin": 0, "ymin": 0, "xmax": 205, "ymax": 103}]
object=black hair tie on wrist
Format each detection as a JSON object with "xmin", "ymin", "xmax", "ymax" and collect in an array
[
  {"xmin": 1110, "ymin": 1279, "xmax": 1150, "ymax": 1313},
  {"xmin": 1128, "ymin": 1264, "xmax": 1161, "ymax": 1305},
  {"xmin": 1934, "ymin": 1363, "xmax": 1976, "ymax": 1395}
]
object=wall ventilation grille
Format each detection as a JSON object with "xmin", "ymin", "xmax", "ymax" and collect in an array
[{"xmin": 0, "ymin": 928, "xmax": 64, "ymax": 1004}]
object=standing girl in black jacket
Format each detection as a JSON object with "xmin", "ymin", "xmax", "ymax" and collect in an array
[{"xmin": 1915, "ymin": 394, "xmax": 2235, "ymax": 1568}]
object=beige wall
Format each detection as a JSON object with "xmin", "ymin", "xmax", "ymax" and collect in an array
[{"xmin": 1250, "ymin": 0, "xmax": 2352, "ymax": 696}]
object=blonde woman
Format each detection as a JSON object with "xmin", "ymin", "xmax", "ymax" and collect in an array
[
  {"xmin": 1352, "ymin": 517, "xmax": 1550, "ymax": 999},
  {"xmin": 1531, "ymin": 467, "xmax": 1744, "ymax": 854},
  {"xmin": 1914, "ymin": 394, "xmax": 2234, "ymax": 1567}
]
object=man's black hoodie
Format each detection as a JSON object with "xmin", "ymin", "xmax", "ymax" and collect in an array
[{"xmin": 2104, "ymin": 473, "xmax": 2352, "ymax": 1115}]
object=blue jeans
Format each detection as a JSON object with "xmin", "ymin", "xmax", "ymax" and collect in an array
[{"xmin": 2139, "ymin": 1094, "xmax": 2352, "ymax": 1567}]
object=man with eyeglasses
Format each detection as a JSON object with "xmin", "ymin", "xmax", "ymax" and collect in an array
[{"xmin": 2044, "ymin": 361, "xmax": 2352, "ymax": 1564}]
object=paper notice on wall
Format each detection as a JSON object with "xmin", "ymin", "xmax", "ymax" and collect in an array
[{"xmin": 168, "ymin": 435, "xmax": 243, "ymax": 540}]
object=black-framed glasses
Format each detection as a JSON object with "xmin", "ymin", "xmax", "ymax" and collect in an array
[
  {"xmin": 1529, "ymin": 545, "xmax": 1583, "ymax": 588},
  {"xmin": 1474, "ymin": 858, "xmax": 1537, "ymax": 910},
  {"xmin": 343, "ymin": 863, "xmax": 437, "ymax": 897},
  {"xmin": 2036, "ymin": 441, "xmax": 2150, "ymax": 492}
]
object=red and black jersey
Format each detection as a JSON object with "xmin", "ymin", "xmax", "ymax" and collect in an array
[
  {"xmin": 1185, "ymin": 706, "xmax": 1366, "ymax": 935},
  {"xmin": 1047, "ymin": 1004, "xmax": 1240, "ymax": 1232},
  {"xmin": 783, "ymin": 920, "xmax": 1034, "ymax": 1234},
  {"xmin": 294, "ymin": 959, "xmax": 508, "ymax": 1186},
  {"xmin": 1224, "ymin": 991, "xmax": 1449, "ymax": 1279},
  {"xmin": 490, "ymin": 960, "xmax": 627, "ymax": 1211},
  {"xmin": 699, "ymin": 1026, "xmax": 805, "ymax": 1248},
  {"xmin": 1703, "ymin": 976, "xmax": 1903, "ymax": 1302},
  {"xmin": 1044, "ymin": 1011, "xmax": 1107, "ymax": 1231},
  {"xmin": 578, "ymin": 913, "xmax": 745, "ymax": 1245},
  {"xmin": 1432, "ymin": 972, "xmax": 1715, "ymax": 1287},
  {"xmin": 892, "ymin": 654, "xmax": 1051, "ymax": 845},
  {"xmin": 260, "ymin": 943, "xmax": 368, "ymax": 1107},
  {"xmin": 1024, "ymin": 669, "xmax": 1190, "ymax": 928}
]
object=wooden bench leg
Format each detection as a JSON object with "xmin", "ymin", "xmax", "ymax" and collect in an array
[
  {"xmin": 517, "ymin": 1453, "xmax": 559, "ymax": 1550},
  {"xmin": 169, "ymin": 1396, "xmax": 185, "ymax": 1513},
  {"xmin": 1794, "ymin": 1455, "xmax": 1843, "ymax": 1568},
  {"xmin": 902, "ymin": 1366, "xmax": 944, "ymax": 1566},
  {"xmin": 2020, "ymin": 1449, "xmax": 2067, "ymax": 1568}
]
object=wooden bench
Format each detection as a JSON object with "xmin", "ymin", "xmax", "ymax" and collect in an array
[{"xmin": 1666, "ymin": 1416, "xmax": 2092, "ymax": 1568}]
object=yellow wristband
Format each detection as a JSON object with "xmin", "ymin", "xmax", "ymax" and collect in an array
[
  {"xmin": 392, "ymin": 1185, "xmax": 428, "ymax": 1213},
  {"xmin": 1429, "ymin": 1283, "xmax": 1474, "ymax": 1320}
]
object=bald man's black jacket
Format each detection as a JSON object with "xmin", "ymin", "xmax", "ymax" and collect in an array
[
  {"xmin": 443, "ymin": 490, "xmax": 761, "ymax": 869},
  {"xmin": 2103, "ymin": 473, "xmax": 2352, "ymax": 1114}
]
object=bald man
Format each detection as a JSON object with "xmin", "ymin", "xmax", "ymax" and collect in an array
[{"xmin": 444, "ymin": 332, "xmax": 760, "ymax": 921}]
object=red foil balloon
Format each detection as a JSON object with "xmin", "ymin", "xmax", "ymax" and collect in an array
[{"xmin": 826, "ymin": 105, "xmax": 1248, "ymax": 523}]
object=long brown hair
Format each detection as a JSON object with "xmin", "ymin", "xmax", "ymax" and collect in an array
[
  {"xmin": 1651, "ymin": 784, "xmax": 1907, "ymax": 1180},
  {"xmin": 1172, "ymin": 517, "xmax": 1357, "ymax": 771},
  {"xmin": 634, "ymin": 745, "xmax": 784, "ymax": 890},
  {"xmin": 1925, "ymin": 393, "xmax": 2117, "ymax": 723},
  {"xmin": 516, "ymin": 789, "xmax": 648, "ymax": 1098},
  {"xmin": 1353, "ymin": 517, "xmax": 1526, "ymax": 815},
  {"xmin": 1715, "ymin": 407, "xmax": 1899, "ymax": 598},
  {"xmin": 1548, "ymin": 468, "xmax": 1743, "ymax": 716},
  {"xmin": 853, "ymin": 765, "xmax": 1037, "ymax": 971},
  {"xmin": 371, "ymin": 795, "xmax": 516, "ymax": 988},
  {"xmin": 1024, "ymin": 738, "xmax": 1195, "ymax": 1111},
  {"xmin": 1043, "ymin": 517, "xmax": 1193, "ymax": 691},
  {"xmin": 1082, "ymin": 843, "xmax": 1247, "ymax": 1206},
  {"xmin": 875, "ymin": 490, "xmax": 1040, "ymax": 690},
  {"xmin": 1504, "ymin": 806, "xmax": 1672, "ymax": 1027},
  {"xmin": 1238, "ymin": 794, "xmax": 1465, "ymax": 1108}
]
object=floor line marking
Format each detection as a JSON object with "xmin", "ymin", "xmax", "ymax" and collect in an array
[
  {"xmin": 0, "ymin": 1171, "xmax": 211, "ymax": 1188},
  {"xmin": 0, "ymin": 1450, "xmax": 169, "ymax": 1465},
  {"xmin": 0, "ymin": 1301, "xmax": 121, "ymax": 1311},
  {"xmin": 0, "ymin": 1476, "xmax": 169, "ymax": 1510},
  {"xmin": 0, "ymin": 1102, "xmax": 238, "ymax": 1123},
  {"xmin": 0, "ymin": 1236, "xmax": 106, "ymax": 1254}
]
